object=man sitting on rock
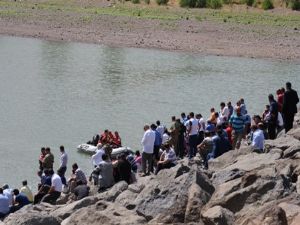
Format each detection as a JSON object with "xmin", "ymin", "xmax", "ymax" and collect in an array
[
  {"xmin": 197, "ymin": 130, "xmax": 214, "ymax": 169},
  {"xmin": 155, "ymin": 143, "xmax": 177, "ymax": 175},
  {"xmin": 0, "ymin": 188, "xmax": 9, "ymax": 219},
  {"xmin": 41, "ymin": 169, "xmax": 62, "ymax": 205},
  {"xmin": 10, "ymin": 189, "xmax": 31, "ymax": 213},
  {"xmin": 68, "ymin": 163, "xmax": 87, "ymax": 193},
  {"xmin": 207, "ymin": 126, "xmax": 231, "ymax": 161},
  {"xmin": 250, "ymin": 124, "xmax": 265, "ymax": 152}
]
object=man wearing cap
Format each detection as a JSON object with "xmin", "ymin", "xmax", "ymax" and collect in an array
[{"xmin": 229, "ymin": 107, "xmax": 246, "ymax": 150}]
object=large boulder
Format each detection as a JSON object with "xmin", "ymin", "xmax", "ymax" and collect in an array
[
  {"xmin": 265, "ymin": 135, "xmax": 300, "ymax": 151},
  {"xmin": 283, "ymin": 144, "xmax": 300, "ymax": 158},
  {"xmin": 97, "ymin": 180, "xmax": 128, "ymax": 202},
  {"xmin": 51, "ymin": 195, "xmax": 99, "ymax": 220},
  {"xmin": 4, "ymin": 204, "xmax": 61, "ymax": 225},
  {"xmin": 287, "ymin": 127, "xmax": 300, "ymax": 141},
  {"xmin": 62, "ymin": 200, "xmax": 146, "ymax": 225},
  {"xmin": 202, "ymin": 206, "xmax": 234, "ymax": 225}
]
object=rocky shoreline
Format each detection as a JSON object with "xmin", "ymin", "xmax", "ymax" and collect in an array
[{"xmin": 2, "ymin": 112, "xmax": 300, "ymax": 225}]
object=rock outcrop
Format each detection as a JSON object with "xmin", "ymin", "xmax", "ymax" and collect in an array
[{"xmin": 3, "ymin": 112, "xmax": 300, "ymax": 225}]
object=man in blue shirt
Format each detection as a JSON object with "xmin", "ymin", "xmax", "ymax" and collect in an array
[
  {"xmin": 0, "ymin": 188, "xmax": 9, "ymax": 219},
  {"xmin": 251, "ymin": 124, "xmax": 265, "ymax": 152},
  {"xmin": 10, "ymin": 189, "xmax": 30, "ymax": 213},
  {"xmin": 207, "ymin": 127, "xmax": 231, "ymax": 160},
  {"xmin": 229, "ymin": 107, "xmax": 245, "ymax": 150},
  {"xmin": 267, "ymin": 94, "xmax": 278, "ymax": 140},
  {"xmin": 151, "ymin": 124, "xmax": 162, "ymax": 172}
]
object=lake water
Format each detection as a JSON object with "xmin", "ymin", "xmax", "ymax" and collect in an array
[{"xmin": 0, "ymin": 35, "xmax": 300, "ymax": 190}]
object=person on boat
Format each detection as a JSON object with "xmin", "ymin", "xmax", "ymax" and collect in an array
[
  {"xmin": 20, "ymin": 180, "xmax": 33, "ymax": 203},
  {"xmin": 42, "ymin": 147, "xmax": 54, "ymax": 171},
  {"xmin": 99, "ymin": 130, "xmax": 111, "ymax": 145},
  {"xmin": 112, "ymin": 131, "xmax": 122, "ymax": 147}
]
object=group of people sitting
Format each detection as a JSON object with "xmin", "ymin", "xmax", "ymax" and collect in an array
[{"xmin": 87, "ymin": 130, "xmax": 121, "ymax": 148}]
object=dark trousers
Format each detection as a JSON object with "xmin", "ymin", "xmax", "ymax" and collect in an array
[
  {"xmin": 155, "ymin": 161, "xmax": 175, "ymax": 175},
  {"xmin": 41, "ymin": 191, "xmax": 61, "ymax": 205},
  {"xmin": 0, "ymin": 212, "xmax": 8, "ymax": 219},
  {"xmin": 177, "ymin": 134, "xmax": 185, "ymax": 158},
  {"xmin": 58, "ymin": 166, "xmax": 67, "ymax": 185},
  {"xmin": 284, "ymin": 112, "xmax": 295, "ymax": 133},
  {"xmin": 197, "ymin": 131, "xmax": 204, "ymax": 145},
  {"xmin": 34, "ymin": 185, "xmax": 50, "ymax": 204},
  {"xmin": 268, "ymin": 122, "xmax": 277, "ymax": 140},
  {"xmin": 189, "ymin": 134, "xmax": 198, "ymax": 159},
  {"xmin": 142, "ymin": 152, "xmax": 153, "ymax": 175}
]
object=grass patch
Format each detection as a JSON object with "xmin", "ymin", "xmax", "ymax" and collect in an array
[{"xmin": 262, "ymin": 0, "xmax": 274, "ymax": 9}]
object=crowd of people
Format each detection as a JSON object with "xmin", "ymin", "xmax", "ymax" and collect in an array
[{"xmin": 0, "ymin": 82, "xmax": 299, "ymax": 220}]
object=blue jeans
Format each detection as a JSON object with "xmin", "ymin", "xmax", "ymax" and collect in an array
[{"xmin": 189, "ymin": 134, "xmax": 198, "ymax": 159}]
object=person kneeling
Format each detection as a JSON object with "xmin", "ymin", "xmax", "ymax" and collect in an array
[{"xmin": 155, "ymin": 143, "xmax": 176, "ymax": 175}]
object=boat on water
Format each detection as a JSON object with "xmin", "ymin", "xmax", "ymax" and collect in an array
[{"xmin": 77, "ymin": 143, "xmax": 134, "ymax": 158}]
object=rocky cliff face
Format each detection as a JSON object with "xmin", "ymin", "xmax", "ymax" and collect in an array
[{"xmin": 3, "ymin": 113, "xmax": 300, "ymax": 225}]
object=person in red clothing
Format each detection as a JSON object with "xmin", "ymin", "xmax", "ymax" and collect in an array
[
  {"xmin": 112, "ymin": 131, "xmax": 122, "ymax": 147},
  {"xmin": 277, "ymin": 89, "xmax": 284, "ymax": 112},
  {"xmin": 38, "ymin": 147, "xmax": 46, "ymax": 172},
  {"xmin": 225, "ymin": 123, "xmax": 233, "ymax": 145},
  {"xmin": 99, "ymin": 130, "xmax": 111, "ymax": 145}
]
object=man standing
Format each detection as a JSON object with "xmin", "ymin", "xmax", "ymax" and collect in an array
[
  {"xmin": 229, "ymin": 107, "xmax": 246, "ymax": 150},
  {"xmin": 42, "ymin": 147, "xmax": 54, "ymax": 170},
  {"xmin": 220, "ymin": 102, "xmax": 230, "ymax": 123},
  {"xmin": 282, "ymin": 82, "xmax": 299, "ymax": 133},
  {"xmin": 169, "ymin": 116, "xmax": 181, "ymax": 156},
  {"xmin": 151, "ymin": 124, "xmax": 162, "ymax": 170},
  {"xmin": 156, "ymin": 120, "xmax": 165, "ymax": 139},
  {"xmin": 91, "ymin": 143, "xmax": 105, "ymax": 167},
  {"xmin": 267, "ymin": 94, "xmax": 279, "ymax": 140},
  {"xmin": 58, "ymin": 145, "xmax": 68, "ymax": 185},
  {"xmin": 141, "ymin": 125, "xmax": 155, "ymax": 176},
  {"xmin": 186, "ymin": 112, "xmax": 199, "ymax": 159}
]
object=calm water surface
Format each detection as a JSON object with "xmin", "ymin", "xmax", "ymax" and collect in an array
[{"xmin": 0, "ymin": 35, "xmax": 300, "ymax": 189}]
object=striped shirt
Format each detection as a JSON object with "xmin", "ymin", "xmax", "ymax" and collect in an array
[
  {"xmin": 75, "ymin": 168, "xmax": 87, "ymax": 184},
  {"xmin": 229, "ymin": 114, "xmax": 245, "ymax": 133}
]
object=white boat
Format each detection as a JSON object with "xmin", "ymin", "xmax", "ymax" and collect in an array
[{"xmin": 77, "ymin": 144, "xmax": 134, "ymax": 158}]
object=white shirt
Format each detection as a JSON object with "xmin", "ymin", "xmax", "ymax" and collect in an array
[
  {"xmin": 163, "ymin": 148, "xmax": 177, "ymax": 164},
  {"xmin": 60, "ymin": 152, "xmax": 68, "ymax": 168},
  {"xmin": 221, "ymin": 107, "xmax": 230, "ymax": 121},
  {"xmin": 92, "ymin": 148, "xmax": 105, "ymax": 166},
  {"xmin": 252, "ymin": 129, "xmax": 265, "ymax": 150},
  {"xmin": 278, "ymin": 112, "xmax": 284, "ymax": 127},
  {"xmin": 187, "ymin": 118, "xmax": 199, "ymax": 136},
  {"xmin": 198, "ymin": 118, "xmax": 205, "ymax": 132},
  {"xmin": 51, "ymin": 173, "xmax": 63, "ymax": 192},
  {"xmin": 0, "ymin": 194, "xmax": 9, "ymax": 214},
  {"xmin": 162, "ymin": 133, "xmax": 170, "ymax": 144},
  {"xmin": 3, "ymin": 189, "xmax": 13, "ymax": 206},
  {"xmin": 141, "ymin": 129, "xmax": 155, "ymax": 154},
  {"xmin": 156, "ymin": 125, "xmax": 165, "ymax": 139}
]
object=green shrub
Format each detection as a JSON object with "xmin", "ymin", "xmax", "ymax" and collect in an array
[
  {"xmin": 243, "ymin": 0, "xmax": 254, "ymax": 6},
  {"xmin": 179, "ymin": 0, "xmax": 196, "ymax": 7},
  {"xmin": 206, "ymin": 0, "xmax": 222, "ymax": 8},
  {"xmin": 144, "ymin": 0, "xmax": 150, "ymax": 4},
  {"xmin": 223, "ymin": 0, "xmax": 232, "ymax": 4},
  {"xmin": 287, "ymin": 0, "xmax": 300, "ymax": 10},
  {"xmin": 262, "ymin": 0, "xmax": 273, "ymax": 9},
  {"xmin": 156, "ymin": 0, "xmax": 169, "ymax": 5},
  {"xmin": 131, "ymin": 0, "xmax": 140, "ymax": 3},
  {"xmin": 196, "ymin": 0, "xmax": 207, "ymax": 7}
]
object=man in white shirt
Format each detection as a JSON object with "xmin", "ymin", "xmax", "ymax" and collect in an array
[
  {"xmin": 186, "ymin": 112, "xmax": 199, "ymax": 159},
  {"xmin": 220, "ymin": 102, "xmax": 230, "ymax": 124},
  {"xmin": 251, "ymin": 124, "xmax": 265, "ymax": 152},
  {"xmin": 141, "ymin": 124, "xmax": 155, "ymax": 176},
  {"xmin": 0, "ymin": 188, "xmax": 9, "ymax": 219},
  {"xmin": 58, "ymin": 145, "xmax": 68, "ymax": 186},
  {"xmin": 155, "ymin": 143, "xmax": 177, "ymax": 175},
  {"xmin": 156, "ymin": 120, "xmax": 165, "ymax": 139},
  {"xmin": 92, "ymin": 143, "xmax": 105, "ymax": 167},
  {"xmin": 41, "ymin": 170, "xmax": 62, "ymax": 204}
]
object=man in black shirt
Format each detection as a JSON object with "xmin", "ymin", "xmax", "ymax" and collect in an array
[{"xmin": 282, "ymin": 82, "xmax": 299, "ymax": 133}]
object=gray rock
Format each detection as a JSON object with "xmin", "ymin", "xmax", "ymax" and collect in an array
[
  {"xmin": 265, "ymin": 135, "xmax": 300, "ymax": 151},
  {"xmin": 202, "ymin": 206, "xmax": 234, "ymax": 225},
  {"xmin": 62, "ymin": 201, "xmax": 146, "ymax": 225},
  {"xmin": 287, "ymin": 127, "xmax": 300, "ymax": 141},
  {"xmin": 184, "ymin": 183, "xmax": 210, "ymax": 223},
  {"xmin": 211, "ymin": 169, "xmax": 245, "ymax": 186},
  {"xmin": 98, "ymin": 180, "xmax": 128, "ymax": 202},
  {"xmin": 115, "ymin": 189, "xmax": 138, "ymax": 209},
  {"xmin": 51, "ymin": 195, "xmax": 99, "ymax": 220},
  {"xmin": 283, "ymin": 144, "xmax": 300, "ymax": 158}
]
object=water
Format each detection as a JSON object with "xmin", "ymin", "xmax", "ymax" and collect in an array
[{"xmin": 0, "ymin": 35, "xmax": 300, "ymax": 190}]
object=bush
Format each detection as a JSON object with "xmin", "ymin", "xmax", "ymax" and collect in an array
[
  {"xmin": 180, "ymin": 0, "xmax": 206, "ymax": 7},
  {"xmin": 244, "ymin": 0, "xmax": 254, "ymax": 6},
  {"xmin": 131, "ymin": 0, "xmax": 140, "ymax": 3},
  {"xmin": 156, "ymin": 0, "xmax": 169, "ymax": 5},
  {"xmin": 287, "ymin": 0, "xmax": 300, "ymax": 10},
  {"xmin": 223, "ymin": 0, "xmax": 233, "ymax": 4},
  {"xmin": 144, "ymin": 0, "xmax": 150, "ymax": 4},
  {"xmin": 262, "ymin": 0, "xmax": 273, "ymax": 9},
  {"xmin": 206, "ymin": 0, "xmax": 222, "ymax": 8}
]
